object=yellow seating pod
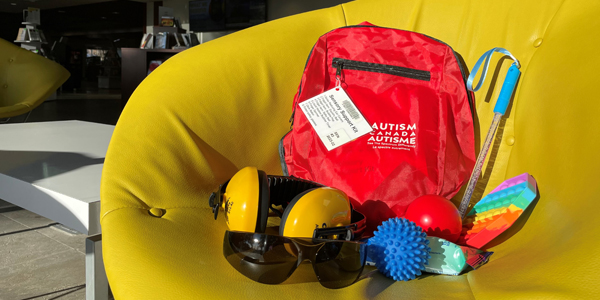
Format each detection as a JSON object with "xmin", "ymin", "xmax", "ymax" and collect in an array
[
  {"xmin": 101, "ymin": 0, "xmax": 600, "ymax": 298},
  {"xmin": 0, "ymin": 38, "xmax": 69, "ymax": 119}
]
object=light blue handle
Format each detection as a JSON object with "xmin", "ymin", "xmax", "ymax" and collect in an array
[
  {"xmin": 494, "ymin": 65, "xmax": 521, "ymax": 115},
  {"xmin": 467, "ymin": 47, "xmax": 520, "ymax": 92}
]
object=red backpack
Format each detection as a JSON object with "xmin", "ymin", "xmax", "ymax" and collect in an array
[{"xmin": 280, "ymin": 22, "xmax": 475, "ymax": 234}]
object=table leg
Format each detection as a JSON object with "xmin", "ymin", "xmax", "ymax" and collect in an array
[{"xmin": 86, "ymin": 234, "xmax": 110, "ymax": 300}]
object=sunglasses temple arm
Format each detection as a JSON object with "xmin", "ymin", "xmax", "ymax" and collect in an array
[{"xmin": 313, "ymin": 227, "xmax": 354, "ymax": 241}]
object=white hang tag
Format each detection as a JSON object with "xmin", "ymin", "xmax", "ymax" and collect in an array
[{"xmin": 298, "ymin": 87, "xmax": 372, "ymax": 151}]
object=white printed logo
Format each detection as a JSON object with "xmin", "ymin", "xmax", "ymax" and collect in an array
[{"xmin": 367, "ymin": 122, "xmax": 417, "ymax": 151}]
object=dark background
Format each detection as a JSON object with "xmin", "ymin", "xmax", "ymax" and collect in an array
[{"xmin": 1, "ymin": 0, "xmax": 146, "ymax": 91}]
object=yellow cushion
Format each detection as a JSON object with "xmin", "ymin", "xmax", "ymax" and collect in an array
[
  {"xmin": 0, "ymin": 38, "xmax": 70, "ymax": 118},
  {"xmin": 101, "ymin": 0, "xmax": 600, "ymax": 298}
]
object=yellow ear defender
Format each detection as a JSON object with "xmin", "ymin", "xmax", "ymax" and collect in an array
[
  {"xmin": 279, "ymin": 187, "xmax": 351, "ymax": 237},
  {"xmin": 209, "ymin": 166, "xmax": 366, "ymax": 240}
]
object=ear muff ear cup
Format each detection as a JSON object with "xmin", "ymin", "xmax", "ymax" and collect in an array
[
  {"xmin": 279, "ymin": 187, "xmax": 352, "ymax": 238},
  {"xmin": 224, "ymin": 166, "xmax": 270, "ymax": 233},
  {"xmin": 279, "ymin": 188, "xmax": 315, "ymax": 237}
]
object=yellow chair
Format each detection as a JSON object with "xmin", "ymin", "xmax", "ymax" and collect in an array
[
  {"xmin": 101, "ymin": 0, "xmax": 600, "ymax": 298},
  {"xmin": 0, "ymin": 38, "xmax": 70, "ymax": 120}
]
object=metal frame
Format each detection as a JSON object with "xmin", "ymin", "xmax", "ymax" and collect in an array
[{"xmin": 86, "ymin": 234, "xmax": 110, "ymax": 300}]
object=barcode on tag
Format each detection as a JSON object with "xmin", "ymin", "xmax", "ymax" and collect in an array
[{"xmin": 342, "ymin": 100, "xmax": 360, "ymax": 120}]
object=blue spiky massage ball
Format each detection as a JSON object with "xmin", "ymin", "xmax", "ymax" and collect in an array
[{"xmin": 367, "ymin": 217, "xmax": 431, "ymax": 281}]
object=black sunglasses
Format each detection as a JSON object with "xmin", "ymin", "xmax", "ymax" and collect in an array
[{"xmin": 223, "ymin": 230, "xmax": 368, "ymax": 289}]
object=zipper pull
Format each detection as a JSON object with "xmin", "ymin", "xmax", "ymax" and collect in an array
[{"xmin": 335, "ymin": 61, "xmax": 343, "ymax": 89}]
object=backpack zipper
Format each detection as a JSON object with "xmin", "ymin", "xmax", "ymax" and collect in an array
[
  {"xmin": 291, "ymin": 25, "xmax": 475, "ymax": 128},
  {"xmin": 332, "ymin": 57, "xmax": 431, "ymax": 81}
]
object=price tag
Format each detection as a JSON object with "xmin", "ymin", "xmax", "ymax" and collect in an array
[{"xmin": 298, "ymin": 87, "xmax": 372, "ymax": 151}]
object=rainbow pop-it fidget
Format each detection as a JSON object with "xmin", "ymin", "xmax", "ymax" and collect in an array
[{"xmin": 458, "ymin": 173, "xmax": 537, "ymax": 249}]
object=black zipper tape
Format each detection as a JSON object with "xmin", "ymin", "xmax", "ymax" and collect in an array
[
  {"xmin": 332, "ymin": 25, "xmax": 475, "ymax": 121},
  {"xmin": 332, "ymin": 57, "xmax": 431, "ymax": 81},
  {"xmin": 290, "ymin": 24, "xmax": 475, "ymax": 127}
]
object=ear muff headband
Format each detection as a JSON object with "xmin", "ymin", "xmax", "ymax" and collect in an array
[
  {"xmin": 266, "ymin": 175, "xmax": 323, "ymax": 207},
  {"xmin": 257, "ymin": 174, "xmax": 325, "ymax": 233},
  {"xmin": 256, "ymin": 170, "xmax": 269, "ymax": 233}
]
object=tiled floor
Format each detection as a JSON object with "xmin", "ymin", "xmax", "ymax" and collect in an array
[
  {"xmin": 1, "ymin": 92, "xmax": 121, "ymax": 300},
  {"xmin": 0, "ymin": 200, "xmax": 87, "ymax": 300}
]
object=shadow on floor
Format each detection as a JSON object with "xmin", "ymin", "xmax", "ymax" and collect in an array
[
  {"xmin": 0, "ymin": 150, "xmax": 104, "ymax": 183},
  {"xmin": 21, "ymin": 284, "xmax": 85, "ymax": 300},
  {"xmin": 4, "ymin": 98, "xmax": 123, "ymax": 125}
]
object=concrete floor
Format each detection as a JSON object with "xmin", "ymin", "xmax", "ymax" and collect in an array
[
  {"xmin": 0, "ymin": 200, "xmax": 87, "ymax": 300},
  {"xmin": 1, "ymin": 90, "xmax": 121, "ymax": 300}
]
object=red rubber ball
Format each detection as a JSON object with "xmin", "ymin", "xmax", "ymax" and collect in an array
[{"xmin": 404, "ymin": 195, "xmax": 462, "ymax": 243}]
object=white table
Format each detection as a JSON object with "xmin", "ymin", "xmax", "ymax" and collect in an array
[{"xmin": 0, "ymin": 120, "xmax": 113, "ymax": 300}]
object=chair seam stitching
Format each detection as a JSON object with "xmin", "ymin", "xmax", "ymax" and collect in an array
[
  {"xmin": 101, "ymin": 206, "xmax": 205, "ymax": 222},
  {"xmin": 499, "ymin": 1, "xmax": 565, "ymax": 183},
  {"xmin": 466, "ymin": 272, "xmax": 478, "ymax": 300},
  {"xmin": 340, "ymin": 3, "xmax": 348, "ymax": 26},
  {"xmin": 101, "ymin": 207, "xmax": 147, "ymax": 222},
  {"xmin": 541, "ymin": 0, "xmax": 567, "ymax": 38}
]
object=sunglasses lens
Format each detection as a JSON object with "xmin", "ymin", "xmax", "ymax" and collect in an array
[
  {"xmin": 313, "ymin": 241, "xmax": 366, "ymax": 289},
  {"xmin": 223, "ymin": 231, "xmax": 298, "ymax": 284}
]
